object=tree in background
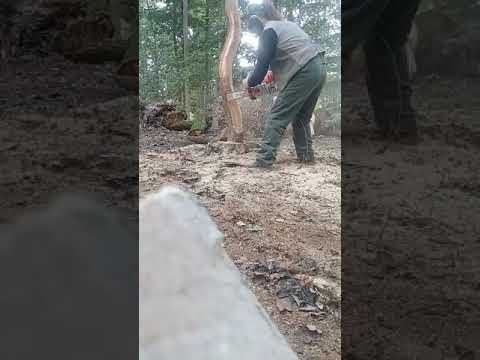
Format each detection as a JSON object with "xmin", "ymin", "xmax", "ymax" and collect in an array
[{"xmin": 140, "ymin": 0, "xmax": 340, "ymax": 119}]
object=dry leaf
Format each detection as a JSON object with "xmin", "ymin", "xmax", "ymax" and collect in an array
[{"xmin": 276, "ymin": 298, "xmax": 293, "ymax": 313}]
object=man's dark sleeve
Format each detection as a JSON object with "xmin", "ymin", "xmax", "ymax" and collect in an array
[{"xmin": 247, "ymin": 29, "xmax": 278, "ymax": 88}]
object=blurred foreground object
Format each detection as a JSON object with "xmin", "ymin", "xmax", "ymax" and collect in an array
[
  {"xmin": 0, "ymin": 194, "xmax": 137, "ymax": 359},
  {"xmin": 140, "ymin": 186, "xmax": 298, "ymax": 360}
]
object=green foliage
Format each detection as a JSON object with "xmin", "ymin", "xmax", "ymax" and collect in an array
[
  {"xmin": 140, "ymin": 0, "xmax": 224, "ymax": 107},
  {"xmin": 190, "ymin": 111, "xmax": 209, "ymax": 130},
  {"xmin": 140, "ymin": 0, "xmax": 340, "ymax": 119}
]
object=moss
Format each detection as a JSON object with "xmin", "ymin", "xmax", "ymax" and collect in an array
[{"xmin": 190, "ymin": 111, "xmax": 208, "ymax": 131}]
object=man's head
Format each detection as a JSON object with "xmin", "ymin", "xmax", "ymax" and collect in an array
[
  {"xmin": 247, "ymin": 15, "xmax": 264, "ymax": 36},
  {"xmin": 247, "ymin": 2, "xmax": 282, "ymax": 35}
]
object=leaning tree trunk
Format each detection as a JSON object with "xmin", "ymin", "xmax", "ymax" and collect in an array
[{"xmin": 218, "ymin": 0, "xmax": 243, "ymax": 143}]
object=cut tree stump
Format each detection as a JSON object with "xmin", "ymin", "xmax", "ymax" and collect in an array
[{"xmin": 140, "ymin": 187, "xmax": 299, "ymax": 360}]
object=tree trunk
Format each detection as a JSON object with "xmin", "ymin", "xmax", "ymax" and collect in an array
[
  {"xmin": 218, "ymin": 0, "xmax": 243, "ymax": 142},
  {"xmin": 183, "ymin": 0, "xmax": 190, "ymax": 116},
  {"xmin": 203, "ymin": 0, "xmax": 210, "ymax": 112},
  {"xmin": 172, "ymin": 3, "xmax": 180, "ymax": 100}
]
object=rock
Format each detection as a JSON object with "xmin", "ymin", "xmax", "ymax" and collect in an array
[
  {"xmin": 140, "ymin": 186, "xmax": 299, "ymax": 359},
  {"xmin": 312, "ymin": 277, "xmax": 341, "ymax": 304}
]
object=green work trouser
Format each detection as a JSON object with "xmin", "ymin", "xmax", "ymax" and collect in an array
[
  {"xmin": 256, "ymin": 55, "xmax": 326, "ymax": 166},
  {"xmin": 342, "ymin": 0, "xmax": 420, "ymax": 135}
]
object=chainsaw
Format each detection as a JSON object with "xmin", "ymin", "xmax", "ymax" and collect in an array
[{"xmin": 224, "ymin": 81, "xmax": 278, "ymax": 101}]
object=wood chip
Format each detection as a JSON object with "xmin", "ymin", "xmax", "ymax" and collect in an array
[
  {"xmin": 306, "ymin": 324, "xmax": 322, "ymax": 335},
  {"xmin": 299, "ymin": 305, "xmax": 318, "ymax": 312}
]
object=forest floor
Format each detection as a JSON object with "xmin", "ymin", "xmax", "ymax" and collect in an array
[
  {"xmin": 0, "ymin": 54, "xmax": 136, "ymax": 222},
  {"xmin": 140, "ymin": 126, "xmax": 342, "ymax": 359},
  {"xmin": 4, "ymin": 51, "xmax": 478, "ymax": 359},
  {"xmin": 140, "ymin": 72, "xmax": 480, "ymax": 359},
  {"xmin": 342, "ymin": 75, "xmax": 480, "ymax": 358}
]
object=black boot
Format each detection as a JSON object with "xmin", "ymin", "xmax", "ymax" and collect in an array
[
  {"xmin": 297, "ymin": 153, "xmax": 315, "ymax": 164},
  {"xmin": 395, "ymin": 92, "xmax": 418, "ymax": 143}
]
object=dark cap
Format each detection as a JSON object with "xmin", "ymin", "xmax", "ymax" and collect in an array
[
  {"xmin": 246, "ymin": 3, "xmax": 266, "ymax": 17},
  {"xmin": 248, "ymin": 15, "xmax": 264, "ymax": 35}
]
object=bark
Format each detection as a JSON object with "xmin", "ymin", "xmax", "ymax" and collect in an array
[{"xmin": 218, "ymin": 0, "xmax": 243, "ymax": 142}]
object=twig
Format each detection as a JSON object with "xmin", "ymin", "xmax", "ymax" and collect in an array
[{"xmin": 377, "ymin": 207, "xmax": 392, "ymax": 243}]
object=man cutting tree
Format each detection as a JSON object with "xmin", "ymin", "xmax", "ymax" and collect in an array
[
  {"xmin": 342, "ymin": 0, "xmax": 420, "ymax": 143},
  {"xmin": 245, "ymin": 2, "xmax": 326, "ymax": 168}
]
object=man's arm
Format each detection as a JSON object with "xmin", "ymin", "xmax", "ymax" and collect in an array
[{"xmin": 247, "ymin": 29, "xmax": 278, "ymax": 88}]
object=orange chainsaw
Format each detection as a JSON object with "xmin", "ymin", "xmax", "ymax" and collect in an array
[
  {"xmin": 223, "ymin": 70, "xmax": 277, "ymax": 101},
  {"xmin": 226, "ymin": 81, "xmax": 278, "ymax": 101}
]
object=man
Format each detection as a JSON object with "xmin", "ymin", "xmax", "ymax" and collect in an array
[
  {"xmin": 245, "ymin": 3, "xmax": 326, "ymax": 168},
  {"xmin": 342, "ymin": 0, "xmax": 421, "ymax": 143}
]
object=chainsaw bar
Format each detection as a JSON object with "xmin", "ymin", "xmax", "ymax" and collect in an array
[{"xmin": 225, "ymin": 82, "xmax": 278, "ymax": 101}]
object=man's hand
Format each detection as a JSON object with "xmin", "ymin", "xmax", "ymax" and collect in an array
[
  {"xmin": 262, "ymin": 70, "xmax": 273, "ymax": 84},
  {"xmin": 246, "ymin": 87, "xmax": 257, "ymax": 100},
  {"xmin": 243, "ymin": 77, "xmax": 256, "ymax": 100}
]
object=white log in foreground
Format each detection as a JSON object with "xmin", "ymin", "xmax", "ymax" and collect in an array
[{"xmin": 140, "ymin": 186, "xmax": 299, "ymax": 360}]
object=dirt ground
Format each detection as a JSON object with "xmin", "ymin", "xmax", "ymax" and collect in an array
[
  {"xmin": 140, "ymin": 72, "xmax": 480, "ymax": 358},
  {"xmin": 342, "ymin": 75, "xmax": 480, "ymax": 358},
  {"xmin": 140, "ymin": 124, "xmax": 342, "ymax": 359},
  {"xmin": 0, "ymin": 54, "xmax": 137, "ymax": 223},
  {"xmin": 4, "ymin": 48, "xmax": 478, "ymax": 359},
  {"xmin": 0, "ymin": 50, "xmax": 342, "ymax": 358}
]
